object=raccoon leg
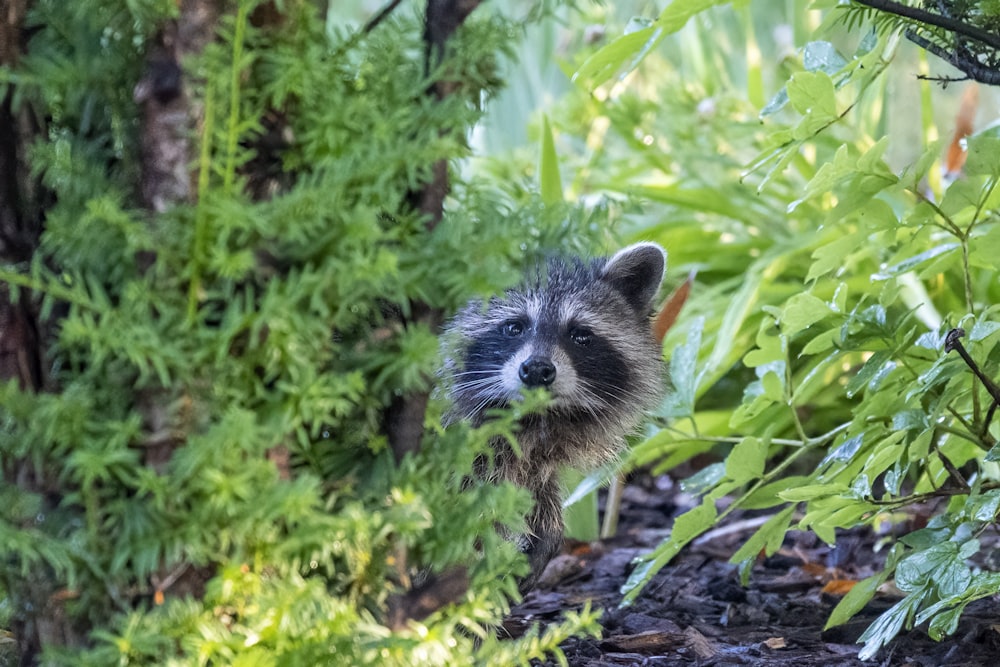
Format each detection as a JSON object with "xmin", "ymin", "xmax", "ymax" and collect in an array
[{"xmin": 517, "ymin": 474, "xmax": 564, "ymax": 593}]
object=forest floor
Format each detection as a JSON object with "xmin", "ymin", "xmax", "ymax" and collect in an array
[{"xmin": 504, "ymin": 474, "xmax": 1000, "ymax": 667}]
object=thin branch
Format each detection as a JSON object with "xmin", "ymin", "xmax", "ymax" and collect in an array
[
  {"xmin": 853, "ymin": 0, "xmax": 1000, "ymax": 51},
  {"xmin": 362, "ymin": 0, "xmax": 405, "ymax": 35}
]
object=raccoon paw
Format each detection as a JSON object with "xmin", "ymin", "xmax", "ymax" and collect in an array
[{"xmin": 517, "ymin": 531, "xmax": 563, "ymax": 594}]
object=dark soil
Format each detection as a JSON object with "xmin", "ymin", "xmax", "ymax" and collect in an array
[{"xmin": 504, "ymin": 475, "xmax": 1000, "ymax": 666}]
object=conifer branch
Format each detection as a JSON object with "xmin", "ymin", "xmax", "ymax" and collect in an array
[
  {"xmin": 853, "ymin": 0, "xmax": 1000, "ymax": 51},
  {"xmin": 386, "ymin": 0, "xmax": 482, "ymax": 463}
]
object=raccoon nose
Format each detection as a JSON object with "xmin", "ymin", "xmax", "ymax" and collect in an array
[{"xmin": 519, "ymin": 357, "xmax": 556, "ymax": 387}]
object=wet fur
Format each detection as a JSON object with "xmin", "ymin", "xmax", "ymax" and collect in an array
[{"xmin": 443, "ymin": 243, "xmax": 666, "ymax": 591}]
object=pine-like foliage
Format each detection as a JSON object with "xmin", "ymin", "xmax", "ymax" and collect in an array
[{"xmin": 0, "ymin": 1, "xmax": 603, "ymax": 663}]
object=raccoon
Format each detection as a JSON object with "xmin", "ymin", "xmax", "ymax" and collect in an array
[{"xmin": 443, "ymin": 242, "xmax": 666, "ymax": 591}]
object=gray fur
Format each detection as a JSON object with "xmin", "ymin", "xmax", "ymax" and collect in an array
[{"xmin": 442, "ymin": 242, "xmax": 666, "ymax": 591}]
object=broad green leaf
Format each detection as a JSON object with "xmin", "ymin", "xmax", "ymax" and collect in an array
[
  {"xmin": 562, "ymin": 468, "xmax": 599, "ymax": 541},
  {"xmin": 573, "ymin": 0, "xmax": 731, "ymax": 88},
  {"xmin": 740, "ymin": 475, "xmax": 813, "ymax": 509},
  {"xmin": 925, "ymin": 602, "xmax": 967, "ymax": 640},
  {"xmin": 744, "ymin": 319, "xmax": 784, "ymax": 368}
]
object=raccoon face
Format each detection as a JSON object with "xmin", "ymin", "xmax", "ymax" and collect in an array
[{"xmin": 445, "ymin": 243, "xmax": 666, "ymax": 425}]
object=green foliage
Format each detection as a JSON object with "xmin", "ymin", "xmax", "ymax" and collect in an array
[
  {"xmin": 538, "ymin": 0, "xmax": 1000, "ymax": 658},
  {"xmin": 0, "ymin": 0, "xmax": 607, "ymax": 663}
]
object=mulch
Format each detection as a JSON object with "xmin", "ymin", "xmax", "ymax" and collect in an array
[{"xmin": 504, "ymin": 474, "xmax": 1000, "ymax": 666}]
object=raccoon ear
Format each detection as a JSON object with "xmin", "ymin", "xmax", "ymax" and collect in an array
[{"xmin": 600, "ymin": 242, "xmax": 666, "ymax": 312}]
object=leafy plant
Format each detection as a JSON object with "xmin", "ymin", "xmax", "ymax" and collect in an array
[
  {"xmin": 0, "ymin": 1, "xmax": 611, "ymax": 663},
  {"xmin": 541, "ymin": 0, "xmax": 1000, "ymax": 658}
]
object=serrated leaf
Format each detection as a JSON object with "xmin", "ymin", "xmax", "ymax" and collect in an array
[
  {"xmin": 729, "ymin": 506, "xmax": 796, "ymax": 582},
  {"xmin": 779, "ymin": 292, "xmax": 831, "ymax": 335},
  {"xmin": 808, "ymin": 231, "xmax": 864, "ymax": 281},
  {"xmin": 786, "ymin": 70, "xmax": 837, "ymax": 119},
  {"xmin": 725, "ymin": 437, "xmax": 768, "ymax": 483}
]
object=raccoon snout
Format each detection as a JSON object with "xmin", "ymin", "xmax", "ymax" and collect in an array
[{"xmin": 519, "ymin": 357, "xmax": 556, "ymax": 388}]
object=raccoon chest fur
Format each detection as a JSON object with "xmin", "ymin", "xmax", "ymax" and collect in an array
[{"xmin": 443, "ymin": 242, "xmax": 667, "ymax": 591}]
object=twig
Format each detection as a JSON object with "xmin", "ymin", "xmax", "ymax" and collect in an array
[
  {"xmin": 945, "ymin": 328, "xmax": 1000, "ymax": 405},
  {"xmin": 362, "ymin": 0, "xmax": 405, "ymax": 35}
]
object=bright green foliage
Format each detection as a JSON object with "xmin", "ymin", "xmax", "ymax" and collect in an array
[
  {"xmin": 539, "ymin": 0, "xmax": 1000, "ymax": 657},
  {"xmin": 0, "ymin": 1, "xmax": 607, "ymax": 663}
]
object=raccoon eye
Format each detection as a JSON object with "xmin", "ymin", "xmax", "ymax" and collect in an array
[
  {"xmin": 568, "ymin": 326, "xmax": 593, "ymax": 346},
  {"xmin": 500, "ymin": 320, "xmax": 524, "ymax": 337}
]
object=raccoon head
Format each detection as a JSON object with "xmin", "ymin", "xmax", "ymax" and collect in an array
[{"xmin": 445, "ymin": 242, "xmax": 666, "ymax": 436}]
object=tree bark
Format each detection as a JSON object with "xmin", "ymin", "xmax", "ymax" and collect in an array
[{"xmin": 385, "ymin": 0, "xmax": 482, "ymax": 464}]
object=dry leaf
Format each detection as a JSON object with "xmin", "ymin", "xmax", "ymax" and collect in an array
[
  {"xmin": 653, "ymin": 270, "xmax": 695, "ymax": 342},
  {"xmin": 821, "ymin": 579, "xmax": 858, "ymax": 596}
]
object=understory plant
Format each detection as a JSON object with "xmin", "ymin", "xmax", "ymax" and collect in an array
[
  {"xmin": 542, "ymin": 0, "xmax": 1000, "ymax": 659},
  {"xmin": 0, "ymin": 1, "xmax": 606, "ymax": 664}
]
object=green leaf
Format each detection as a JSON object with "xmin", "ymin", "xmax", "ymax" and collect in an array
[
  {"xmin": 621, "ymin": 497, "xmax": 718, "ymax": 603},
  {"xmin": 808, "ymin": 231, "xmax": 864, "ymax": 281},
  {"xmin": 661, "ymin": 317, "xmax": 704, "ymax": 418},
  {"xmin": 729, "ymin": 505, "xmax": 796, "ymax": 572},
  {"xmin": 680, "ymin": 462, "xmax": 725, "ymax": 495},
  {"xmin": 803, "ymin": 41, "xmax": 848, "ymax": 74},
  {"xmin": 724, "ymin": 436, "xmax": 768, "ymax": 483},
  {"xmin": 964, "ymin": 135, "xmax": 1000, "ymax": 177},
  {"xmin": 969, "ymin": 226, "xmax": 1000, "ymax": 270},
  {"xmin": 779, "ymin": 483, "xmax": 848, "ymax": 502},
  {"xmin": 871, "ymin": 243, "xmax": 960, "ymax": 280},
  {"xmin": 538, "ymin": 114, "xmax": 563, "ymax": 204},
  {"xmin": 845, "ymin": 350, "xmax": 894, "ymax": 398},
  {"xmin": 778, "ymin": 292, "xmax": 831, "ymax": 335},
  {"xmin": 561, "ymin": 468, "xmax": 600, "ymax": 541},
  {"xmin": 573, "ymin": 0, "xmax": 729, "ymax": 88},
  {"xmin": 825, "ymin": 572, "xmax": 886, "ymax": 630},
  {"xmin": 573, "ymin": 25, "xmax": 663, "ymax": 88},
  {"xmin": 858, "ymin": 593, "xmax": 925, "ymax": 660}
]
